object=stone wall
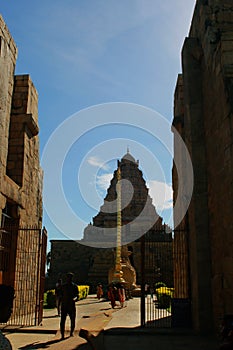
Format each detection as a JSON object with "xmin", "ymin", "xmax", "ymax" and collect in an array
[
  {"xmin": 48, "ymin": 239, "xmax": 173, "ymax": 293},
  {"xmin": 0, "ymin": 15, "xmax": 44, "ymax": 325},
  {"xmin": 173, "ymin": 0, "xmax": 233, "ymax": 333},
  {"xmin": 0, "ymin": 16, "xmax": 42, "ymax": 229},
  {"xmin": 0, "ymin": 15, "xmax": 18, "ymax": 213},
  {"xmin": 48, "ymin": 240, "xmax": 114, "ymax": 291}
]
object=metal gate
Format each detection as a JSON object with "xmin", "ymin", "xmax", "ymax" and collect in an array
[
  {"xmin": 37, "ymin": 227, "xmax": 47, "ymax": 325},
  {"xmin": 140, "ymin": 228, "xmax": 190, "ymax": 328},
  {"xmin": 0, "ymin": 226, "xmax": 47, "ymax": 326}
]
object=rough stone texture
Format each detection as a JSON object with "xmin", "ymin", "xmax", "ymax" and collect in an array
[
  {"xmin": 48, "ymin": 238, "xmax": 173, "ymax": 293},
  {"xmin": 173, "ymin": 0, "xmax": 233, "ymax": 333},
  {"xmin": 0, "ymin": 17, "xmax": 42, "ymax": 229},
  {"xmin": 172, "ymin": 75, "xmax": 190, "ymax": 300},
  {"xmin": 0, "ymin": 15, "xmax": 17, "ymax": 199},
  {"xmin": 83, "ymin": 152, "xmax": 168, "ymax": 246},
  {"xmin": 48, "ymin": 241, "xmax": 114, "ymax": 291},
  {"xmin": 0, "ymin": 15, "xmax": 44, "ymax": 324}
]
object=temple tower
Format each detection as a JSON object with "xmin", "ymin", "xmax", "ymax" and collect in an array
[
  {"xmin": 82, "ymin": 151, "xmax": 170, "ymax": 288},
  {"xmin": 83, "ymin": 150, "xmax": 165, "ymax": 246}
]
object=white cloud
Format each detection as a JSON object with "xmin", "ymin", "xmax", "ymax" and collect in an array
[
  {"xmin": 95, "ymin": 175, "xmax": 173, "ymax": 211},
  {"xmin": 147, "ymin": 180, "xmax": 173, "ymax": 211},
  {"xmin": 28, "ymin": 0, "xmax": 196, "ymax": 98},
  {"xmin": 96, "ymin": 173, "xmax": 112, "ymax": 191},
  {"xmin": 87, "ymin": 156, "xmax": 109, "ymax": 171}
]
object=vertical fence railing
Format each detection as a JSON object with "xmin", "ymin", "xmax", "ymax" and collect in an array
[
  {"xmin": 141, "ymin": 228, "xmax": 189, "ymax": 328},
  {"xmin": 0, "ymin": 226, "xmax": 47, "ymax": 326},
  {"xmin": 37, "ymin": 227, "xmax": 47, "ymax": 325},
  {"xmin": 140, "ymin": 234, "xmax": 145, "ymax": 327}
]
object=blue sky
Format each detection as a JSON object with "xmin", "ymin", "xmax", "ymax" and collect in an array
[{"xmin": 1, "ymin": 1, "xmax": 196, "ymax": 245}]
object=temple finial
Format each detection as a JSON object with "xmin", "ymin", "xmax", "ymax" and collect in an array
[{"xmin": 127, "ymin": 146, "xmax": 130, "ymax": 153}]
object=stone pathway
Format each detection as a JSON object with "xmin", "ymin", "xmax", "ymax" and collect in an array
[
  {"xmin": 3, "ymin": 295, "xmax": 219, "ymax": 350},
  {"xmin": 4, "ymin": 295, "xmax": 140, "ymax": 349}
]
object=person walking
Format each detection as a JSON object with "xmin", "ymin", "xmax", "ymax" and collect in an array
[
  {"xmin": 107, "ymin": 284, "xmax": 116, "ymax": 309},
  {"xmin": 96, "ymin": 283, "xmax": 103, "ymax": 300},
  {"xmin": 55, "ymin": 278, "xmax": 62, "ymax": 316},
  {"xmin": 117, "ymin": 283, "xmax": 126, "ymax": 308},
  {"xmin": 60, "ymin": 272, "xmax": 79, "ymax": 340}
]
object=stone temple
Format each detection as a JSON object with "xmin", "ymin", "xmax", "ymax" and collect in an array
[
  {"xmin": 82, "ymin": 150, "xmax": 167, "ymax": 247},
  {"xmin": 49, "ymin": 151, "xmax": 172, "ymax": 291}
]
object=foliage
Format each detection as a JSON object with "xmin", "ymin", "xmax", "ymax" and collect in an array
[
  {"xmin": 155, "ymin": 286, "xmax": 174, "ymax": 310},
  {"xmin": 78, "ymin": 285, "xmax": 90, "ymax": 300},
  {"xmin": 154, "ymin": 281, "xmax": 167, "ymax": 289},
  {"xmin": 45, "ymin": 289, "xmax": 56, "ymax": 308}
]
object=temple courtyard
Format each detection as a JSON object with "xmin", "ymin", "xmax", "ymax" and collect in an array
[{"xmin": 4, "ymin": 295, "xmax": 218, "ymax": 350}]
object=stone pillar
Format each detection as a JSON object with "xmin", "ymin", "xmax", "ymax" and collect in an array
[
  {"xmin": 172, "ymin": 76, "xmax": 189, "ymax": 300},
  {"xmin": 182, "ymin": 37, "xmax": 213, "ymax": 332},
  {"xmin": 0, "ymin": 15, "xmax": 17, "ymax": 222}
]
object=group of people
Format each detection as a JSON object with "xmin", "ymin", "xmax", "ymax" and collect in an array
[
  {"xmin": 1, "ymin": 279, "xmax": 233, "ymax": 349},
  {"xmin": 96, "ymin": 282, "xmax": 126, "ymax": 308},
  {"xmin": 55, "ymin": 277, "xmax": 126, "ymax": 340},
  {"xmin": 107, "ymin": 282, "xmax": 126, "ymax": 308},
  {"xmin": 0, "ymin": 275, "xmax": 126, "ymax": 346}
]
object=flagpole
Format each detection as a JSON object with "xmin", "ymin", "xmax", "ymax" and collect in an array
[{"xmin": 112, "ymin": 167, "xmax": 124, "ymax": 283}]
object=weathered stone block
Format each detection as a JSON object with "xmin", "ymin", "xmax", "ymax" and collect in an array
[
  {"xmin": 0, "ymin": 15, "xmax": 44, "ymax": 325},
  {"xmin": 173, "ymin": 0, "xmax": 233, "ymax": 334}
]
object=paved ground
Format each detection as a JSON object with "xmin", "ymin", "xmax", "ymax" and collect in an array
[{"xmin": 2, "ymin": 295, "xmax": 220, "ymax": 350}]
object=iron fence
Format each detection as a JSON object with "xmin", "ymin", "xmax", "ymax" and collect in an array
[
  {"xmin": 140, "ymin": 228, "xmax": 190, "ymax": 328},
  {"xmin": 0, "ymin": 226, "xmax": 47, "ymax": 326}
]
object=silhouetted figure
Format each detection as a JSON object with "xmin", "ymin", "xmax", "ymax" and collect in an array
[
  {"xmin": 0, "ymin": 284, "xmax": 15, "ymax": 349},
  {"xmin": 107, "ymin": 284, "xmax": 116, "ymax": 308},
  {"xmin": 55, "ymin": 278, "xmax": 62, "ymax": 316},
  {"xmin": 116, "ymin": 283, "xmax": 126, "ymax": 308},
  {"xmin": 60, "ymin": 273, "xmax": 79, "ymax": 339},
  {"xmin": 96, "ymin": 283, "xmax": 103, "ymax": 300},
  {"xmin": 145, "ymin": 283, "xmax": 149, "ymax": 296}
]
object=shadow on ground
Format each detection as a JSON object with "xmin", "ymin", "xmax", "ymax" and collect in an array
[
  {"xmin": 18, "ymin": 330, "xmax": 104, "ymax": 350},
  {"xmin": 17, "ymin": 325, "xmax": 220, "ymax": 350}
]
